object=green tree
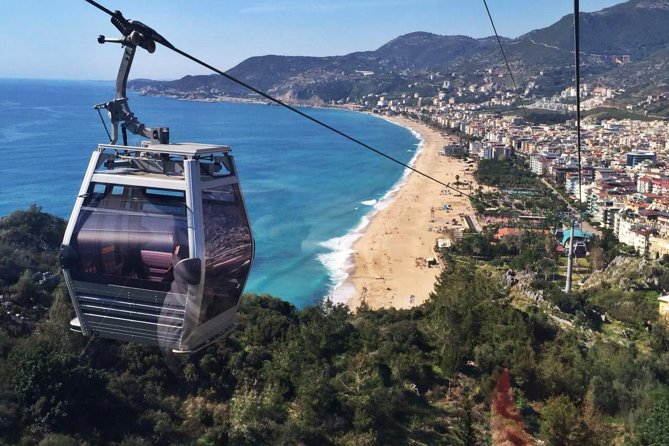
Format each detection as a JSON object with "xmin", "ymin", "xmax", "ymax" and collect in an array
[
  {"xmin": 0, "ymin": 206, "xmax": 65, "ymax": 276},
  {"xmin": 540, "ymin": 395, "xmax": 590, "ymax": 445},
  {"xmin": 638, "ymin": 392, "xmax": 669, "ymax": 446},
  {"xmin": 426, "ymin": 265, "xmax": 499, "ymax": 375},
  {"xmin": 227, "ymin": 382, "xmax": 286, "ymax": 445},
  {"xmin": 447, "ymin": 396, "xmax": 477, "ymax": 446},
  {"xmin": 13, "ymin": 270, "xmax": 47, "ymax": 307},
  {"xmin": 38, "ymin": 433, "xmax": 80, "ymax": 446},
  {"xmin": 650, "ymin": 322, "xmax": 669, "ymax": 353},
  {"xmin": 10, "ymin": 337, "xmax": 120, "ymax": 437},
  {"xmin": 538, "ymin": 333, "xmax": 587, "ymax": 400}
]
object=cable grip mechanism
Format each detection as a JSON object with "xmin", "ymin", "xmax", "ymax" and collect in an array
[{"xmin": 95, "ymin": 10, "xmax": 168, "ymax": 145}]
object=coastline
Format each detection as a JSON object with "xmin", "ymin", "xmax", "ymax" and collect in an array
[
  {"xmin": 323, "ymin": 118, "xmax": 423, "ymax": 307},
  {"xmin": 342, "ymin": 115, "xmax": 478, "ymax": 311}
]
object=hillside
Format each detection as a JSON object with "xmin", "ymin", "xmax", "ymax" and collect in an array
[
  {"xmin": 520, "ymin": 0, "xmax": 669, "ymax": 59},
  {"xmin": 130, "ymin": 0, "xmax": 669, "ymax": 104},
  {"xmin": 2, "ymin": 202, "xmax": 669, "ymax": 444},
  {"xmin": 130, "ymin": 32, "xmax": 497, "ymax": 104}
]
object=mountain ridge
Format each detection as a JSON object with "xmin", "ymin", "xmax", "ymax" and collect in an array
[{"xmin": 130, "ymin": 0, "xmax": 669, "ymax": 104}]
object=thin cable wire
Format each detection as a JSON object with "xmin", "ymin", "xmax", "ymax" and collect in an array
[
  {"xmin": 83, "ymin": 0, "xmax": 475, "ymax": 199},
  {"xmin": 482, "ymin": 0, "xmax": 533, "ymax": 130},
  {"xmin": 84, "ymin": 0, "xmax": 114, "ymax": 16}
]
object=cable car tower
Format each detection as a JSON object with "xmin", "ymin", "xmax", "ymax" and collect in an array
[
  {"xmin": 565, "ymin": 0, "xmax": 584, "ymax": 293},
  {"xmin": 60, "ymin": 12, "xmax": 254, "ymax": 353}
]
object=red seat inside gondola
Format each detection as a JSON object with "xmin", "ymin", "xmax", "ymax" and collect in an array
[
  {"xmin": 73, "ymin": 214, "xmax": 186, "ymax": 287},
  {"xmin": 141, "ymin": 249, "xmax": 173, "ymax": 281}
]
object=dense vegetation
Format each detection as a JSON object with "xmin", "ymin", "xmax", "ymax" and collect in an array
[
  {"xmin": 2, "ymin": 205, "xmax": 669, "ymax": 445},
  {"xmin": 475, "ymin": 159, "xmax": 538, "ymax": 189},
  {"xmin": 583, "ymin": 107, "xmax": 655, "ymax": 122},
  {"xmin": 471, "ymin": 158, "xmax": 568, "ymax": 232}
]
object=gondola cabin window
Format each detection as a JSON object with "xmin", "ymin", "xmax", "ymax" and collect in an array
[
  {"xmin": 70, "ymin": 182, "xmax": 189, "ymax": 292},
  {"xmin": 200, "ymin": 183, "xmax": 253, "ymax": 323}
]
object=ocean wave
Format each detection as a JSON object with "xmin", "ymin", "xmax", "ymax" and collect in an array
[
  {"xmin": 0, "ymin": 100, "xmax": 20, "ymax": 107},
  {"xmin": 317, "ymin": 215, "xmax": 369, "ymax": 304},
  {"xmin": 318, "ymin": 118, "xmax": 425, "ymax": 305}
]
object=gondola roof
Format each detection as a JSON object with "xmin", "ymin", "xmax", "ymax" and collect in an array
[{"xmin": 98, "ymin": 142, "xmax": 230, "ymax": 156}]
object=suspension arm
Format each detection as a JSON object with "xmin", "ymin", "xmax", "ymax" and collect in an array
[{"xmin": 95, "ymin": 12, "xmax": 169, "ymax": 145}]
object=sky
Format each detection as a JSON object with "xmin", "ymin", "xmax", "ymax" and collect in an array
[{"xmin": 0, "ymin": 0, "xmax": 625, "ymax": 81}]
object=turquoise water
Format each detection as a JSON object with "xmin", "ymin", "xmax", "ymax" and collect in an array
[{"xmin": 0, "ymin": 79, "xmax": 420, "ymax": 307}]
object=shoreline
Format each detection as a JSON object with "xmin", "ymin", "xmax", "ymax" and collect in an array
[
  {"xmin": 325, "ymin": 119, "xmax": 424, "ymax": 306},
  {"xmin": 342, "ymin": 115, "xmax": 478, "ymax": 311}
]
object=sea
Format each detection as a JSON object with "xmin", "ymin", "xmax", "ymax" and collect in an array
[{"xmin": 0, "ymin": 78, "xmax": 421, "ymax": 308}]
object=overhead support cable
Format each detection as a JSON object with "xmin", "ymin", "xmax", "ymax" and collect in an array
[{"xmin": 82, "ymin": 0, "xmax": 477, "ymax": 199}]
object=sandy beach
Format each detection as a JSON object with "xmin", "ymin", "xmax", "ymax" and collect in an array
[{"xmin": 346, "ymin": 115, "xmax": 478, "ymax": 311}]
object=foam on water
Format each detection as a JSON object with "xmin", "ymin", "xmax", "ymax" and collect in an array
[{"xmin": 316, "ymin": 216, "xmax": 369, "ymax": 303}]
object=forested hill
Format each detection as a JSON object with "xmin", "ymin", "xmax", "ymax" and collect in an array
[
  {"xmin": 2, "ymin": 205, "xmax": 669, "ymax": 444},
  {"xmin": 130, "ymin": 0, "xmax": 669, "ymax": 103}
]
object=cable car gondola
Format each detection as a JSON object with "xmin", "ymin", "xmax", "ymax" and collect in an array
[{"xmin": 60, "ymin": 14, "xmax": 253, "ymax": 353}]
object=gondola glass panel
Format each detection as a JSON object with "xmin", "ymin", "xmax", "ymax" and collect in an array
[
  {"xmin": 70, "ymin": 183, "xmax": 189, "ymax": 292},
  {"xmin": 200, "ymin": 183, "xmax": 253, "ymax": 323}
]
